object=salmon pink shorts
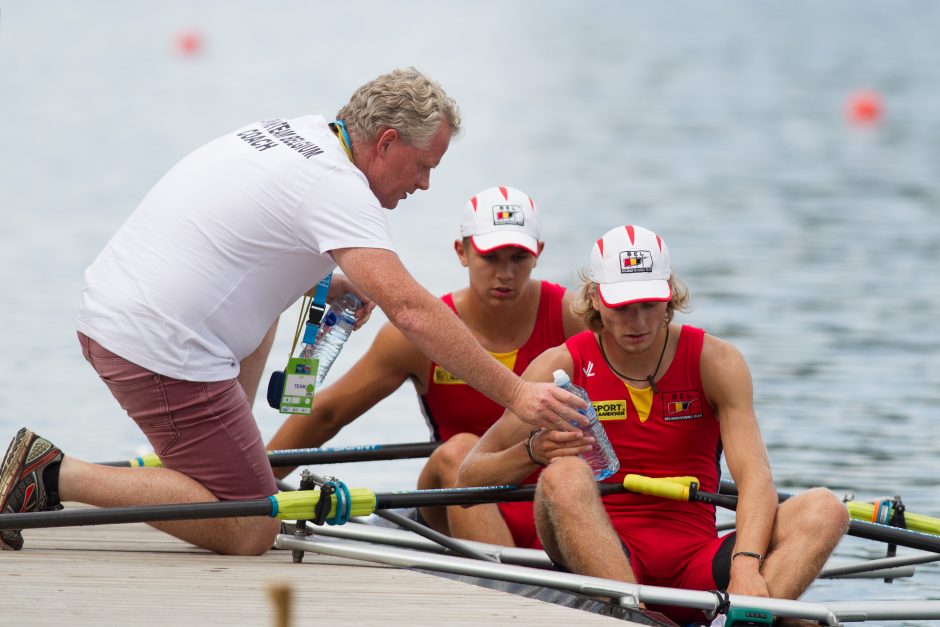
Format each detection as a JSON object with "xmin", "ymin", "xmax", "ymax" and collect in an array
[{"xmin": 79, "ymin": 332, "xmax": 277, "ymax": 500}]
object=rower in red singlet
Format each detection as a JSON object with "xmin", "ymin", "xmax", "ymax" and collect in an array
[
  {"xmin": 459, "ymin": 225, "xmax": 849, "ymax": 624},
  {"xmin": 268, "ymin": 186, "xmax": 585, "ymax": 542}
]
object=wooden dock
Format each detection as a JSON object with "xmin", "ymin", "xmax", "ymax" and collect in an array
[{"xmin": 1, "ymin": 506, "xmax": 636, "ymax": 626}]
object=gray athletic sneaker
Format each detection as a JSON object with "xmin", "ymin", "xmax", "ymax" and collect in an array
[{"xmin": 0, "ymin": 428, "xmax": 64, "ymax": 550}]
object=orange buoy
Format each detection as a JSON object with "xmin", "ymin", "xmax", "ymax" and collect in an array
[
  {"xmin": 848, "ymin": 90, "xmax": 883, "ymax": 124},
  {"xmin": 175, "ymin": 30, "xmax": 203, "ymax": 56}
]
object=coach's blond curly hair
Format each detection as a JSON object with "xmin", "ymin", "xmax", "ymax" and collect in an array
[
  {"xmin": 336, "ymin": 67, "xmax": 461, "ymax": 148},
  {"xmin": 571, "ymin": 271, "xmax": 691, "ymax": 333}
]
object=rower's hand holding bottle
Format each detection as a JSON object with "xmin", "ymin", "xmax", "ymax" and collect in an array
[{"xmin": 524, "ymin": 428, "xmax": 597, "ymax": 466}]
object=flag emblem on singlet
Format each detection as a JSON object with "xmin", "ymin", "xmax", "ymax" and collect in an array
[
  {"xmin": 492, "ymin": 204, "xmax": 525, "ymax": 226},
  {"xmin": 662, "ymin": 390, "xmax": 704, "ymax": 421}
]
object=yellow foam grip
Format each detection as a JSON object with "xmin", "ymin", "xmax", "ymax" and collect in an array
[
  {"xmin": 622, "ymin": 474, "xmax": 699, "ymax": 502},
  {"xmin": 273, "ymin": 489, "xmax": 377, "ymax": 521},
  {"xmin": 846, "ymin": 501, "xmax": 940, "ymax": 537},
  {"xmin": 130, "ymin": 453, "xmax": 163, "ymax": 468}
]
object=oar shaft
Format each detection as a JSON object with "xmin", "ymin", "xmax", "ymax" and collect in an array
[
  {"xmin": 0, "ymin": 480, "xmax": 661, "ymax": 530},
  {"xmin": 719, "ymin": 479, "xmax": 940, "ymax": 553},
  {"xmin": 0, "ymin": 499, "xmax": 274, "ymax": 529},
  {"xmin": 7, "ymin": 474, "xmax": 938, "ymax": 557},
  {"xmin": 267, "ymin": 441, "xmax": 440, "ymax": 467},
  {"xmin": 847, "ymin": 519, "xmax": 940, "ymax": 552},
  {"xmin": 98, "ymin": 441, "xmax": 441, "ymax": 468},
  {"xmin": 374, "ymin": 485, "xmax": 535, "ymax": 509},
  {"xmin": 371, "ymin": 482, "xmax": 660, "ymax": 510}
]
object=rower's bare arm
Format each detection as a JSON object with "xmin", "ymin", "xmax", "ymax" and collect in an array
[
  {"xmin": 702, "ymin": 335, "xmax": 776, "ymax": 596},
  {"xmin": 267, "ymin": 322, "xmax": 422, "ymax": 461},
  {"xmin": 458, "ymin": 347, "xmax": 591, "ymax": 487},
  {"xmin": 332, "ymin": 247, "xmax": 587, "ymax": 431}
]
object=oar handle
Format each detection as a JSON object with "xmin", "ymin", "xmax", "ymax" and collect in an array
[
  {"xmin": 623, "ymin": 474, "xmax": 695, "ymax": 501},
  {"xmin": 622, "ymin": 474, "xmax": 740, "ymax": 510}
]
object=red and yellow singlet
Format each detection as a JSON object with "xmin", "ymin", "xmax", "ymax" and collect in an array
[{"xmin": 419, "ymin": 281, "xmax": 567, "ymax": 441}]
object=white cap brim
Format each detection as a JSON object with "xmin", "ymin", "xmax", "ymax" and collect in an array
[
  {"xmin": 470, "ymin": 232, "xmax": 540, "ymax": 256},
  {"xmin": 597, "ymin": 280, "xmax": 672, "ymax": 308}
]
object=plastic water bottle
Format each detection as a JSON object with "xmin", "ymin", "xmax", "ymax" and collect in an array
[
  {"xmin": 553, "ymin": 369, "xmax": 620, "ymax": 481},
  {"xmin": 301, "ymin": 293, "xmax": 361, "ymax": 387}
]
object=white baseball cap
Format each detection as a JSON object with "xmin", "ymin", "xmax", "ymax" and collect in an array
[
  {"xmin": 458, "ymin": 186, "xmax": 542, "ymax": 255},
  {"xmin": 590, "ymin": 225, "xmax": 672, "ymax": 307}
]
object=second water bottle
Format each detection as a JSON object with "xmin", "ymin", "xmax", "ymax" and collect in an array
[{"xmin": 552, "ymin": 369, "xmax": 620, "ymax": 481}]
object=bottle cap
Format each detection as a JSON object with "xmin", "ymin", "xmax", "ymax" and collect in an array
[
  {"xmin": 340, "ymin": 293, "xmax": 363, "ymax": 309},
  {"xmin": 552, "ymin": 369, "xmax": 570, "ymax": 387}
]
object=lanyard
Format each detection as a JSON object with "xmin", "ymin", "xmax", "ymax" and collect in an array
[
  {"xmin": 332, "ymin": 120, "xmax": 353, "ymax": 161},
  {"xmin": 289, "ymin": 272, "xmax": 332, "ymax": 357},
  {"xmin": 285, "ymin": 122, "xmax": 349, "ymax": 356}
]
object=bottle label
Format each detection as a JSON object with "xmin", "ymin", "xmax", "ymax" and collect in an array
[{"xmin": 278, "ymin": 357, "xmax": 320, "ymax": 414}]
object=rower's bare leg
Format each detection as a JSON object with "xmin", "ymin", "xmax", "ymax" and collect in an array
[
  {"xmin": 534, "ymin": 456, "xmax": 634, "ymax": 582},
  {"xmin": 417, "ymin": 433, "xmax": 514, "ymax": 545},
  {"xmin": 761, "ymin": 487, "xmax": 849, "ymax": 600},
  {"xmin": 239, "ymin": 319, "xmax": 278, "ymax": 409},
  {"xmin": 58, "ymin": 456, "xmax": 279, "ymax": 556}
]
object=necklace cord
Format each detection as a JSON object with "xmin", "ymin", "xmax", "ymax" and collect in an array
[{"xmin": 599, "ymin": 324, "xmax": 670, "ymax": 394}]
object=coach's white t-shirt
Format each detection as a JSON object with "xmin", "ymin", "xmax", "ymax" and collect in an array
[{"xmin": 77, "ymin": 115, "xmax": 394, "ymax": 381}]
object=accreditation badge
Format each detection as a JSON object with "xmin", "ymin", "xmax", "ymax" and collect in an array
[{"xmin": 278, "ymin": 357, "xmax": 320, "ymax": 414}]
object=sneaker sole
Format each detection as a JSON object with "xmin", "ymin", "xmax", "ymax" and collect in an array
[
  {"xmin": 0, "ymin": 429, "xmax": 32, "ymax": 513},
  {"xmin": 0, "ymin": 430, "xmax": 32, "ymax": 551}
]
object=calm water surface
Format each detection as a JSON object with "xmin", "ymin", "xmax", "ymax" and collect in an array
[{"xmin": 2, "ymin": 1, "xmax": 939, "ymax": 621}]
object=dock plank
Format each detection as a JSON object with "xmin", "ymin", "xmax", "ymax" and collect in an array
[{"xmin": 1, "ymin": 506, "xmax": 634, "ymax": 626}]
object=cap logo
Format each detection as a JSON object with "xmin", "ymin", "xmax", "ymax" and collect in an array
[
  {"xmin": 619, "ymin": 250, "xmax": 653, "ymax": 274},
  {"xmin": 491, "ymin": 204, "xmax": 525, "ymax": 226}
]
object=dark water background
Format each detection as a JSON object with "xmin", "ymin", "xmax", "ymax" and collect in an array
[{"xmin": 2, "ymin": 2, "xmax": 939, "ymax": 621}]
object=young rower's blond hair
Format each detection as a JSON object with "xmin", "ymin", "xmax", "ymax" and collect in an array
[
  {"xmin": 336, "ymin": 67, "xmax": 461, "ymax": 148},
  {"xmin": 571, "ymin": 271, "xmax": 691, "ymax": 333}
]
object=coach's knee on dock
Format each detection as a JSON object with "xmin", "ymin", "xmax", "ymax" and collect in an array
[{"xmin": 219, "ymin": 517, "xmax": 281, "ymax": 556}]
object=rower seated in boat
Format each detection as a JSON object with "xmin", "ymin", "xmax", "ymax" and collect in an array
[{"xmin": 458, "ymin": 224, "xmax": 850, "ymax": 625}]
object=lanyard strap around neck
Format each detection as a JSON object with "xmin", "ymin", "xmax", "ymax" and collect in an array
[{"xmin": 332, "ymin": 120, "xmax": 353, "ymax": 162}]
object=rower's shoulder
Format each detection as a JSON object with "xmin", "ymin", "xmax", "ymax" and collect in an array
[
  {"xmin": 521, "ymin": 343, "xmax": 574, "ymax": 381},
  {"xmin": 699, "ymin": 332, "xmax": 752, "ymax": 397},
  {"xmin": 701, "ymin": 331, "xmax": 746, "ymax": 362}
]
